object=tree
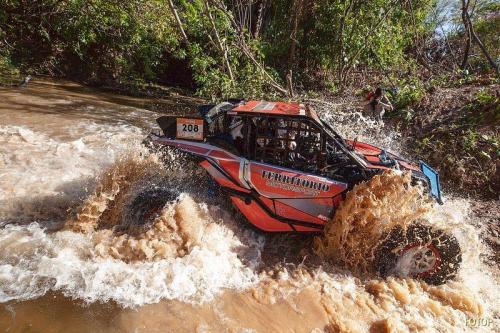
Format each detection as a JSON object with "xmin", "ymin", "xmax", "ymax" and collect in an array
[{"xmin": 460, "ymin": 0, "xmax": 499, "ymax": 75}]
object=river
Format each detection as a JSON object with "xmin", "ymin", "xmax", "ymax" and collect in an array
[{"xmin": 0, "ymin": 78, "xmax": 498, "ymax": 332}]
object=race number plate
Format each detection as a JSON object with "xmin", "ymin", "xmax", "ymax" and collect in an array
[{"xmin": 176, "ymin": 118, "xmax": 204, "ymax": 140}]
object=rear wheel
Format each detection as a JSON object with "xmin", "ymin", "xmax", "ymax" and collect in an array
[
  {"xmin": 120, "ymin": 188, "xmax": 179, "ymax": 234},
  {"xmin": 375, "ymin": 223, "xmax": 461, "ymax": 285}
]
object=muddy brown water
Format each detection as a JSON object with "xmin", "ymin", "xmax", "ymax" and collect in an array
[{"xmin": 0, "ymin": 78, "xmax": 498, "ymax": 332}]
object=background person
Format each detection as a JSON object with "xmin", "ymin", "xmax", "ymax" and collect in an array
[{"xmin": 365, "ymin": 87, "xmax": 394, "ymax": 120}]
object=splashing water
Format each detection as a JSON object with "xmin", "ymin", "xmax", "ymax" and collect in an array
[
  {"xmin": 65, "ymin": 155, "xmax": 164, "ymax": 234},
  {"xmin": 0, "ymin": 80, "xmax": 498, "ymax": 332},
  {"xmin": 0, "ymin": 152, "xmax": 262, "ymax": 306},
  {"xmin": 312, "ymin": 100, "xmax": 407, "ymax": 156},
  {"xmin": 314, "ymin": 171, "xmax": 432, "ymax": 274},
  {"xmin": 66, "ymin": 154, "xmax": 257, "ymax": 263}
]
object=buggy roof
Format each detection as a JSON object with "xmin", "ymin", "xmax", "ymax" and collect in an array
[{"xmin": 230, "ymin": 101, "xmax": 320, "ymax": 122}]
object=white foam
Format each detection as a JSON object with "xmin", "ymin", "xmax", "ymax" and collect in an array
[
  {"xmin": 435, "ymin": 198, "xmax": 500, "ymax": 317},
  {"xmin": 0, "ymin": 221, "xmax": 259, "ymax": 307},
  {"xmin": 0, "ymin": 123, "xmax": 145, "ymax": 222}
]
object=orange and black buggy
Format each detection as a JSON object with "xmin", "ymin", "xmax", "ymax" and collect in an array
[{"xmin": 141, "ymin": 100, "xmax": 461, "ymax": 285}]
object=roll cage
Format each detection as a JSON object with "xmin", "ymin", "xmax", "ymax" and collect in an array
[{"xmin": 201, "ymin": 103, "xmax": 368, "ymax": 181}]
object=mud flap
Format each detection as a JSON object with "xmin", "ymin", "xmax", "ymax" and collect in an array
[{"xmin": 419, "ymin": 160, "xmax": 442, "ymax": 204}]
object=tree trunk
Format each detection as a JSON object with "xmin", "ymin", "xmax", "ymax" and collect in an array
[
  {"xmin": 254, "ymin": 0, "xmax": 267, "ymax": 38},
  {"xmin": 167, "ymin": 0, "xmax": 189, "ymax": 45},
  {"xmin": 465, "ymin": 5, "xmax": 499, "ymax": 75},
  {"xmin": 336, "ymin": 0, "xmax": 355, "ymax": 87},
  {"xmin": 300, "ymin": 0, "xmax": 315, "ymax": 71},
  {"xmin": 287, "ymin": 0, "xmax": 303, "ymax": 71},
  {"xmin": 286, "ymin": 70, "xmax": 294, "ymax": 97},
  {"xmin": 460, "ymin": 0, "xmax": 472, "ymax": 69},
  {"xmin": 203, "ymin": 0, "xmax": 235, "ymax": 82}
]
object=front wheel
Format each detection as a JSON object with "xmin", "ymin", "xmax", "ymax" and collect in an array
[{"xmin": 375, "ymin": 223, "xmax": 462, "ymax": 285}]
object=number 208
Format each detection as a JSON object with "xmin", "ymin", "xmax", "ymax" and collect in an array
[{"xmin": 182, "ymin": 124, "xmax": 199, "ymax": 132}]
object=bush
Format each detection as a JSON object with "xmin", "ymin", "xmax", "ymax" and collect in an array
[
  {"xmin": 0, "ymin": 0, "xmax": 436, "ymax": 97},
  {"xmin": 1, "ymin": 0, "xmax": 180, "ymax": 84}
]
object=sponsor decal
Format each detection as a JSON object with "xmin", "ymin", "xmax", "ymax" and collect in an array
[{"xmin": 261, "ymin": 170, "xmax": 330, "ymax": 195}]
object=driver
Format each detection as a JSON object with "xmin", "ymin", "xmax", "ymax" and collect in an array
[{"xmin": 229, "ymin": 116, "xmax": 244, "ymax": 153}]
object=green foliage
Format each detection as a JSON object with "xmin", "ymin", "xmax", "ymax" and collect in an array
[
  {"xmin": 1, "ymin": 0, "xmax": 179, "ymax": 84},
  {"xmin": 463, "ymin": 89, "xmax": 500, "ymax": 127},
  {"xmin": 473, "ymin": 2, "xmax": 499, "ymax": 66},
  {"xmin": 263, "ymin": 0, "xmax": 434, "ymax": 84},
  {"xmin": 0, "ymin": 23, "xmax": 19, "ymax": 85},
  {"xmin": 385, "ymin": 77, "xmax": 425, "ymax": 122},
  {"xmin": 0, "ymin": 0, "xmax": 437, "ymax": 96},
  {"xmin": 475, "ymin": 88, "xmax": 498, "ymax": 105},
  {"xmin": 0, "ymin": 54, "xmax": 20, "ymax": 85},
  {"xmin": 175, "ymin": 0, "xmax": 271, "ymax": 99},
  {"xmin": 413, "ymin": 87, "xmax": 499, "ymax": 197},
  {"xmin": 445, "ymin": 0, "xmax": 500, "ymax": 74},
  {"xmin": 391, "ymin": 80, "xmax": 425, "ymax": 110}
]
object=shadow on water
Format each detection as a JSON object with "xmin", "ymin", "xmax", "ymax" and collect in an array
[{"xmin": 0, "ymin": 176, "xmax": 96, "ymax": 229}]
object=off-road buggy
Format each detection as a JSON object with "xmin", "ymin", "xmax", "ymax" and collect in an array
[{"xmin": 141, "ymin": 100, "xmax": 461, "ymax": 285}]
